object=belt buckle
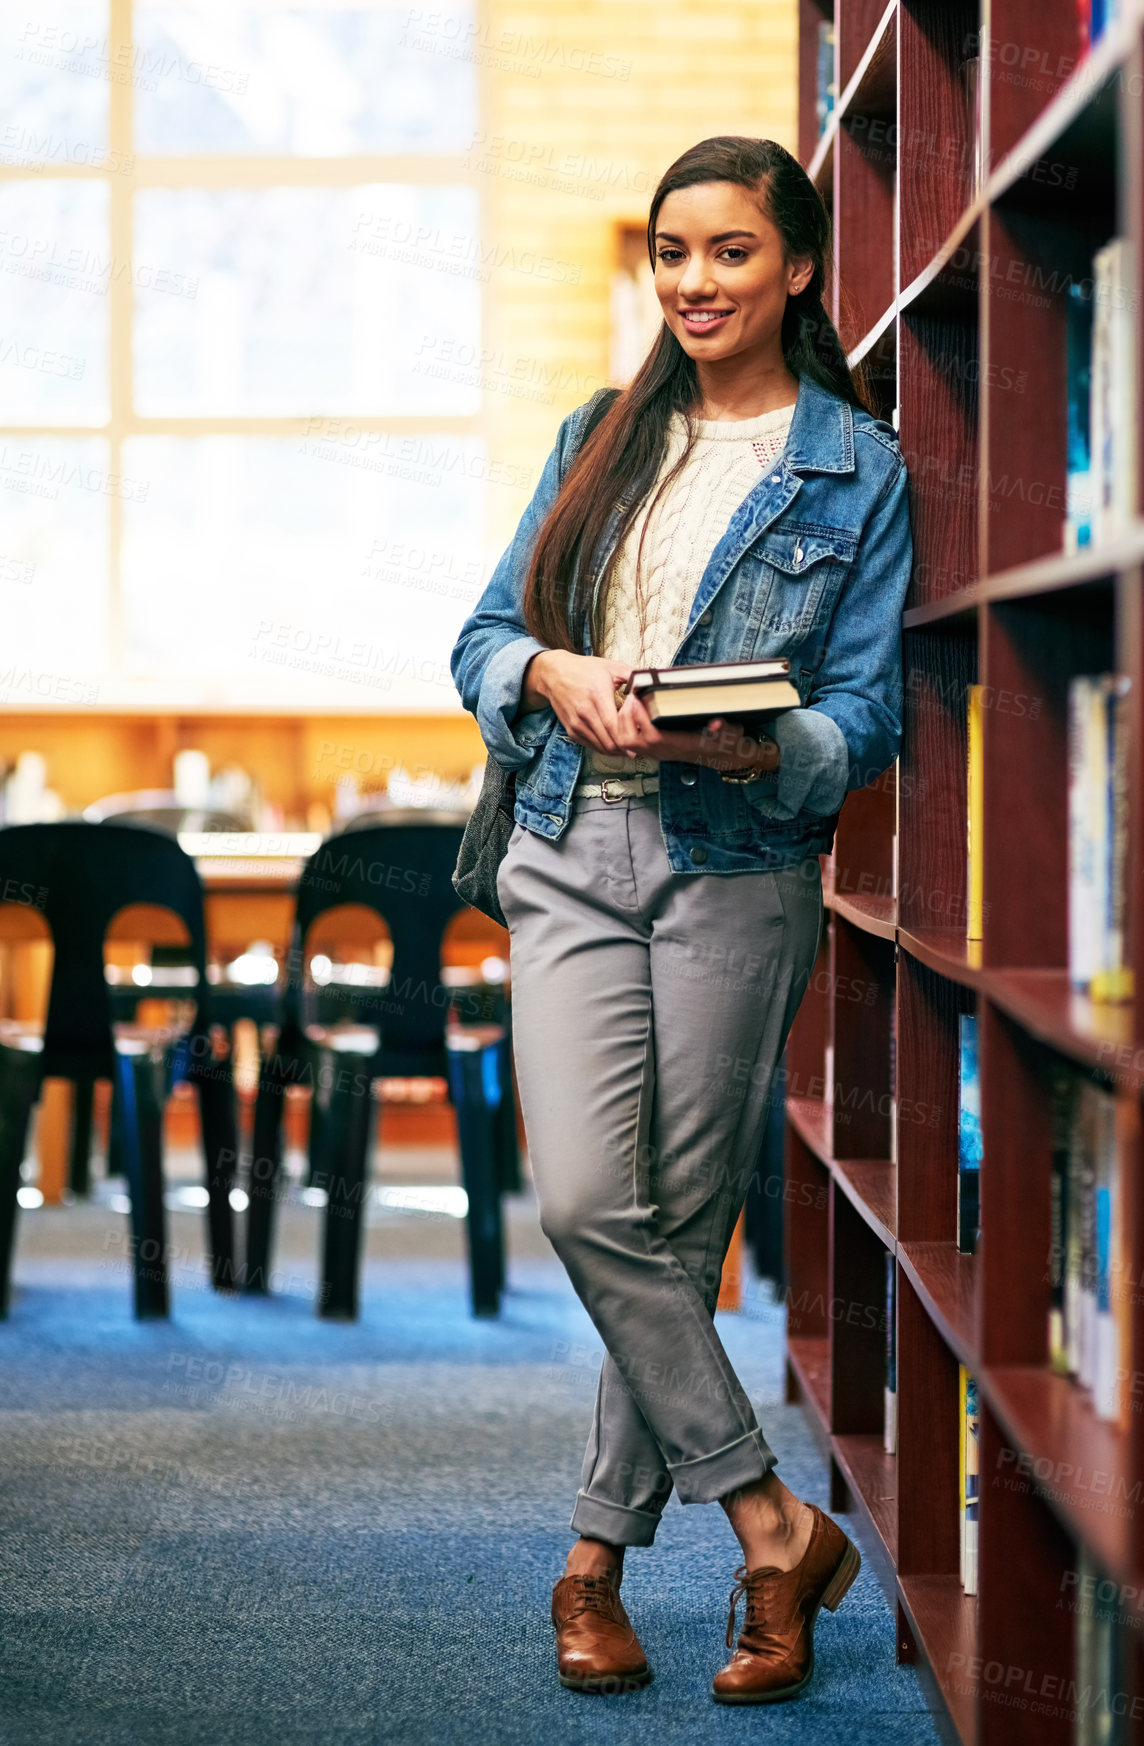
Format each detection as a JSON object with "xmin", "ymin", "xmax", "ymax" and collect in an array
[{"xmin": 601, "ymin": 777, "xmax": 628, "ymax": 804}]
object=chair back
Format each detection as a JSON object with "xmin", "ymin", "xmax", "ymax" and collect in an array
[
  {"xmin": 0, "ymin": 820, "xmax": 210, "ymax": 1077},
  {"xmin": 287, "ymin": 816, "xmax": 468, "ymax": 1075}
]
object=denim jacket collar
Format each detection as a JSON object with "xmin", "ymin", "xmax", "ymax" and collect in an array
[{"xmin": 781, "ymin": 371, "xmax": 856, "ymax": 476}]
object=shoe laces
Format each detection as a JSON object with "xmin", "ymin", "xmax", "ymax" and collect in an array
[
  {"xmin": 725, "ymin": 1563, "xmax": 780, "ymax": 1650},
  {"xmin": 568, "ymin": 1573, "xmax": 617, "ymax": 1619}
]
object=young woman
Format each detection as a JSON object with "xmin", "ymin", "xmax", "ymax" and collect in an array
[{"xmin": 451, "ymin": 136, "xmax": 912, "ymax": 1704}]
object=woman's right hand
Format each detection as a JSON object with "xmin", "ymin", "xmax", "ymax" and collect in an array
[{"xmin": 520, "ymin": 650, "xmax": 634, "ymax": 755}]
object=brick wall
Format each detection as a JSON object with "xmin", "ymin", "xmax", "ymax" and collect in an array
[{"xmin": 478, "ymin": 0, "xmax": 798, "ymax": 555}]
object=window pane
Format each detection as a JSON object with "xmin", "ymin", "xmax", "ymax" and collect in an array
[
  {"xmin": 0, "ymin": 438, "xmax": 108, "ymax": 688},
  {"xmin": 0, "ymin": 3, "xmax": 109, "ymax": 170},
  {"xmin": 133, "ymin": 185, "xmax": 480, "ymax": 415},
  {"xmin": 134, "ymin": 3, "xmax": 477, "ymax": 155},
  {"xmin": 122, "ymin": 436, "xmax": 484, "ymax": 708},
  {"xmin": 0, "ymin": 181, "xmax": 110, "ymax": 423}
]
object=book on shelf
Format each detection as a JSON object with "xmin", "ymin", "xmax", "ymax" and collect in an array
[
  {"xmin": 815, "ymin": 19, "xmax": 835, "ymax": 137},
  {"xmin": 960, "ymin": 54, "xmax": 985, "ymax": 200},
  {"xmin": 1087, "ymin": 0, "xmax": 1123, "ymax": 50},
  {"xmin": 1049, "ymin": 1065, "xmax": 1075, "ymax": 1375},
  {"xmin": 1065, "ymin": 280, "xmax": 1094, "ymax": 552},
  {"xmin": 884, "ymin": 1250, "xmax": 897, "ymax": 1456},
  {"xmin": 957, "ymin": 1014, "xmax": 981, "ymax": 1255},
  {"xmin": 1089, "ymin": 236, "xmax": 1137, "ymax": 546},
  {"xmin": 966, "ymin": 684, "xmax": 984, "ymax": 943},
  {"xmin": 888, "ymin": 1000, "xmax": 898, "ymax": 1169},
  {"xmin": 959, "ymin": 1367, "xmax": 979, "ymax": 1596},
  {"xmin": 1074, "ymin": 1545, "xmax": 1126, "ymax": 1746},
  {"xmin": 1067, "ymin": 673, "xmax": 1133, "ymax": 1004},
  {"xmin": 627, "ymin": 657, "xmax": 800, "ymax": 734},
  {"xmin": 1062, "ymin": 1073, "xmax": 1124, "ymax": 1424}
]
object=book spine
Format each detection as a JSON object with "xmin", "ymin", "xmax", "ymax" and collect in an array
[
  {"xmin": 1065, "ymin": 1080, "xmax": 1086, "ymax": 1376},
  {"xmin": 1093, "ymin": 1086, "xmax": 1118, "ymax": 1419},
  {"xmin": 966, "ymin": 683, "xmax": 984, "ymax": 943},
  {"xmin": 1092, "ymin": 676, "xmax": 1133, "ymax": 1003},
  {"xmin": 1049, "ymin": 1067, "xmax": 1074, "ymax": 1375},
  {"xmin": 957, "ymin": 1013, "xmax": 981, "ymax": 1255},
  {"xmin": 816, "ymin": 20, "xmax": 835, "ymax": 138},
  {"xmin": 1064, "ymin": 281, "xmax": 1093, "ymax": 552},
  {"xmin": 963, "ymin": 1371, "xmax": 979, "ymax": 1596},
  {"xmin": 958, "ymin": 1365, "xmax": 967, "ymax": 1585},
  {"xmin": 1079, "ymin": 1083, "xmax": 1099, "ymax": 1392},
  {"xmin": 1068, "ymin": 676, "xmax": 1100, "ymax": 990},
  {"xmin": 884, "ymin": 1250, "xmax": 897, "ymax": 1456}
]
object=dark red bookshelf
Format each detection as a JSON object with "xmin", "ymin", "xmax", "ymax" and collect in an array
[{"xmin": 787, "ymin": 6, "xmax": 1144, "ymax": 1742}]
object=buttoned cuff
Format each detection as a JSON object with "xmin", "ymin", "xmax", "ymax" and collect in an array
[{"xmin": 748, "ymin": 708, "xmax": 850, "ymax": 821}]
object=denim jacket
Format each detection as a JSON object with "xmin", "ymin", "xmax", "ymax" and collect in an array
[{"xmin": 450, "ymin": 371, "xmax": 912, "ymax": 874}]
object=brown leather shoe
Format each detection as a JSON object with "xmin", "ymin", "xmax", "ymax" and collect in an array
[
  {"xmin": 551, "ymin": 1571, "xmax": 652, "ymax": 1694},
  {"xmin": 712, "ymin": 1504, "xmax": 861, "ymax": 1704}
]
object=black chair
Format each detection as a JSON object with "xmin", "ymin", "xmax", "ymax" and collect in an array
[
  {"xmin": 0, "ymin": 821, "xmax": 238, "ymax": 1318},
  {"xmin": 245, "ymin": 814, "xmax": 511, "ymax": 1319}
]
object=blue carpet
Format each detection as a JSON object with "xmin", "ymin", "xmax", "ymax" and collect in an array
[{"xmin": 0, "ymin": 1217, "xmax": 940, "ymax": 1745}]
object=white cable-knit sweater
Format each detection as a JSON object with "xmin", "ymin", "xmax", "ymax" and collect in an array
[{"xmin": 587, "ymin": 401, "xmax": 796, "ymax": 776}]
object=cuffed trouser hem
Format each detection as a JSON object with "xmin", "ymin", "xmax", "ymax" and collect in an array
[
  {"xmin": 569, "ymin": 1489, "xmax": 662, "ymax": 1549},
  {"xmin": 668, "ymin": 1426, "xmax": 776, "ymax": 1506}
]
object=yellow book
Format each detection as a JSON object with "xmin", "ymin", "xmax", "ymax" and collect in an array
[{"xmin": 966, "ymin": 684, "xmax": 984, "ymax": 942}]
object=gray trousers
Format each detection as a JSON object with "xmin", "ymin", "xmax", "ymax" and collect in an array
[{"xmin": 497, "ymin": 791, "xmax": 823, "ymax": 1548}]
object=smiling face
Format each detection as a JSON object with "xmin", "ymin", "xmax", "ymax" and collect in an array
[{"xmin": 652, "ymin": 179, "xmax": 814, "ymax": 368}]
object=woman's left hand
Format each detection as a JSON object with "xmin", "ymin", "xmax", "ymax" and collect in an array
[{"xmin": 612, "ymin": 690, "xmax": 781, "ymax": 774}]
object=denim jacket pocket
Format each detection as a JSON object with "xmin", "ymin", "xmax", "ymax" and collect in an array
[{"xmin": 755, "ymin": 528, "xmax": 857, "ymax": 642}]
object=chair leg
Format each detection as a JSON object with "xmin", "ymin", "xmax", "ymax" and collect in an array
[
  {"xmin": 0, "ymin": 1063, "xmax": 40, "ymax": 1319},
  {"xmin": 448, "ymin": 1033, "xmax": 505, "ymax": 1318},
  {"xmin": 319, "ymin": 1059, "xmax": 375, "ymax": 1321},
  {"xmin": 114, "ymin": 1049, "xmax": 169, "ymax": 1320},
  {"xmin": 245, "ymin": 1041, "xmax": 287, "ymax": 1295},
  {"xmin": 194, "ymin": 1039, "xmax": 239, "ymax": 1293},
  {"xmin": 106, "ymin": 1075, "xmax": 126, "ymax": 1179},
  {"xmin": 68, "ymin": 1078, "xmax": 95, "ymax": 1198}
]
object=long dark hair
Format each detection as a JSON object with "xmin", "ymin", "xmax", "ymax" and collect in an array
[{"xmin": 522, "ymin": 136, "xmax": 872, "ymax": 654}]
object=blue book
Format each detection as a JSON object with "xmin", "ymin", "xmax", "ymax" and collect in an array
[
  {"xmin": 1065, "ymin": 280, "xmax": 1093, "ymax": 551},
  {"xmin": 957, "ymin": 1014, "xmax": 982, "ymax": 1254}
]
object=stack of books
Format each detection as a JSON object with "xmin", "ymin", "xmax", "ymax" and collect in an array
[{"xmin": 1068, "ymin": 673, "xmax": 1133, "ymax": 1004}]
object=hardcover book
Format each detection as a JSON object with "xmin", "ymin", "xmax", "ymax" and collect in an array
[{"xmin": 628, "ymin": 657, "xmax": 801, "ymax": 733}]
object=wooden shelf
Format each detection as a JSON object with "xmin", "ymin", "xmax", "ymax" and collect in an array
[
  {"xmin": 826, "ymin": 885, "xmax": 898, "ymax": 940},
  {"xmin": 980, "ymin": 1367, "xmax": 1134, "ymax": 1588},
  {"xmin": 903, "ymin": 528, "xmax": 1144, "ymax": 629},
  {"xmin": 787, "ymin": 1334, "xmax": 831, "ymax": 1440},
  {"xmin": 786, "ymin": 1095, "xmax": 833, "ymax": 1167},
  {"xmin": 898, "ymin": 1576, "xmax": 978, "ymax": 1746},
  {"xmin": 833, "ymin": 1157, "xmax": 896, "ymax": 1248},
  {"xmin": 897, "ymin": 1242, "xmax": 977, "ymax": 1372},
  {"xmin": 807, "ymin": 0, "xmax": 896, "ymax": 190},
  {"xmin": 787, "ymin": 1097, "xmax": 896, "ymax": 1244},
  {"xmin": 834, "ymin": 1431, "xmax": 898, "ymax": 1564},
  {"xmin": 789, "ymin": 8, "xmax": 1144, "ymax": 1739},
  {"xmin": 984, "ymin": 970, "xmax": 1135, "ymax": 1085},
  {"xmin": 896, "ymin": 929, "xmax": 983, "ymax": 990}
]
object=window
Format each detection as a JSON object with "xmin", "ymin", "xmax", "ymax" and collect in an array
[{"xmin": 0, "ymin": 1, "xmax": 483, "ymax": 709}]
